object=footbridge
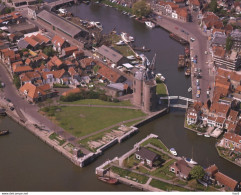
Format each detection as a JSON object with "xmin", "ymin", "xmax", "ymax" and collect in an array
[
  {"xmin": 160, "ymin": 96, "xmax": 194, "ymax": 109},
  {"xmin": 48, "ymin": 0, "xmax": 78, "ymax": 9}
]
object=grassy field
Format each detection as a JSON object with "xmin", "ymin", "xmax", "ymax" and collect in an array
[
  {"xmin": 150, "ymin": 179, "xmax": 189, "ymax": 191},
  {"xmin": 151, "ymin": 159, "xmax": 176, "ymax": 180},
  {"xmin": 156, "ymin": 83, "xmax": 167, "ymax": 96},
  {"xmin": 43, "ymin": 106, "xmax": 145, "ymax": 137},
  {"xmin": 140, "ymin": 138, "xmax": 169, "ymax": 152},
  {"xmin": 60, "ymin": 99, "xmax": 133, "ymax": 106},
  {"xmin": 111, "ymin": 166, "xmax": 149, "ymax": 184}
]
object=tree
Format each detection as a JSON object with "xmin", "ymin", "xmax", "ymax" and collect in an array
[
  {"xmin": 132, "ymin": 0, "xmax": 151, "ymax": 18},
  {"xmin": 190, "ymin": 165, "xmax": 205, "ymax": 180},
  {"xmin": 13, "ymin": 74, "xmax": 21, "ymax": 89},
  {"xmin": 43, "ymin": 46, "xmax": 56, "ymax": 57},
  {"xmin": 209, "ymin": 0, "xmax": 218, "ymax": 13},
  {"xmin": 226, "ymin": 36, "xmax": 233, "ymax": 51}
]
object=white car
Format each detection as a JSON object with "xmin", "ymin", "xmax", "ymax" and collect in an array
[{"xmin": 190, "ymin": 37, "xmax": 195, "ymax": 42}]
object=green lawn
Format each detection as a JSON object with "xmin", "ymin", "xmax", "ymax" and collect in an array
[
  {"xmin": 123, "ymin": 154, "xmax": 140, "ymax": 168},
  {"xmin": 141, "ymin": 138, "xmax": 169, "ymax": 152},
  {"xmin": 112, "ymin": 45, "xmax": 136, "ymax": 57},
  {"xmin": 111, "ymin": 166, "xmax": 149, "ymax": 184},
  {"xmin": 151, "ymin": 159, "xmax": 176, "ymax": 180},
  {"xmin": 150, "ymin": 179, "xmax": 189, "ymax": 192},
  {"xmin": 60, "ymin": 99, "xmax": 133, "ymax": 107},
  {"xmin": 156, "ymin": 83, "xmax": 167, "ymax": 96},
  {"xmin": 43, "ymin": 106, "xmax": 145, "ymax": 137}
]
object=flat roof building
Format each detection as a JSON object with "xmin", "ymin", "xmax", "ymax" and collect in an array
[{"xmin": 37, "ymin": 10, "xmax": 87, "ymax": 38}]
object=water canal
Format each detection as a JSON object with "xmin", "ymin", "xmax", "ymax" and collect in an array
[{"xmin": 0, "ymin": 3, "xmax": 240, "ymax": 191}]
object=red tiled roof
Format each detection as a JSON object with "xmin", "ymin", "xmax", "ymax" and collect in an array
[
  {"xmin": 52, "ymin": 35, "xmax": 65, "ymax": 47},
  {"xmin": 213, "ymin": 46, "xmax": 225, "ymax": 58},
  {"xmin": 224, "ymin": 132, "xmax": 241, "ymax": 144},
  {"xmin": 19, "ymin": 83, "xmax": 47, "ymax": 99},
  {"xmin": 62, "ymin": 88, "xmax": 81, "ymax": 96},
  {"xmin": 97, "ymin": 62, "xmax": 122, "ymax": 83},
  {"xmin": 63, "ymin": 46, "xmax": 78, "ymax": 56},
  {"xmin": 210, "ymin": 102, "xmax": 230, "ymax": 116},
  {"xmin": 24, "ymin": 36, "xmax": 39, "ymax": 47},
  {"xmin": 214, "ymin": 172, "xmax": 238, "ymax": 190},
  {"xmin": 13, "ymin": 66, "xmax": 33, "ymax": 73}
]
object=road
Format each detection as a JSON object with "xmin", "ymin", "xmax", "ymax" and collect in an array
[{"xmin": 155, "ymin": 14, "xmax": 215, "ymax": 103}]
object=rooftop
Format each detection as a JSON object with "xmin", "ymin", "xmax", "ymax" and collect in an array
[{"xmin": 37, "ymin": 10, "xmax": 83, "ymax": 38}]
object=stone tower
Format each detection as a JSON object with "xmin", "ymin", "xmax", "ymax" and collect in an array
[{"xmin": 132, "ymin": 55, "xmax": 157, "ymax": 112}]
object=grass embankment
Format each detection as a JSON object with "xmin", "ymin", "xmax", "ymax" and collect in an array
[
  {"xmin": 140, "ymin": 138, "xmax": 169, "ymax": 152},
  {"xmin": 42, "ymin": 106, "xmax": 145, "ymax": 137},
  {"xmin": 60, "ymin": 99, "xmax": 133, "ymax": 106},
  {"xmin": 156, "ymin": 83, "xmax": 167, "ymax": 96},
  {"xmin": 150, "ymin": 179, "xmax": 189, "ymax": 192},
  {"xmin": 111, "ymin": 166, "xmax": 149, "ymax": 184},
  {"xmin": 49, "ymin": 132, "xmax": 66, "ymax": 146},
  {"xmin": 108, "ymin": 34, "xmax": 136, "ymax": 57}
]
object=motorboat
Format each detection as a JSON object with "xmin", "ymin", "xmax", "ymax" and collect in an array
[
  {"xmin": 188, "ymin": 87, "xmax": 192, "ymax": 92},
  {"xmin": 197, "ymin": 132, "xmax": 203, "ymax": 136},
  {"xmin": 185, "ymin": 69, "xmax": 191, "ymax": 76},
  {"xmin": 127, "ymin": 55, "xmax": 136, "ymax": 60},
  {"xmin": 94, "ymin": 22, "xmax": 103, "ymax": 30},
  {"xmin": 145, "ymin": 21, "xmax": 155, "ymax": 28},
  {"xmin": 204, "ymin": 134, "xmax": 210, "ymax": 137},
  {"xmin": 121, "ymin": 32, "xmax": 134, "ymax": 43},
  {"xmin": 58, "ymin": 8, "xmax": 67, "ymax": 14},
  {"xmin": 184, "ymin": 157, "xmax": 198, "ymax": 165},
  {"xmin": 0, "ymin": 130, "xmax": 9, "ymax": 136},
  {"xmin": 170, "ymin": 148, "xmax": 177, "ymax": 156},
  {"xmin": 116, "ymin": 40, "xmax": 125, "ymax": 46},
  {"xmin": 156, "ymin": 73, "xmax": 165, "ymax": 82}
]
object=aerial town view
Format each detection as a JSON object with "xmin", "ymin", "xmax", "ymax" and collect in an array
[{"xmin": 0, "ymin": 0, "xmax": 240, "ymax": 192}]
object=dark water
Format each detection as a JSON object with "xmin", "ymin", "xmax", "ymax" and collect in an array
[{"xmin": 0, "ymin": 3, "xmax": 240, "ymax": 191}]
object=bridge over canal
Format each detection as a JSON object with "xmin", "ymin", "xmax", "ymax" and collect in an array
[{"xmin": 159, "ymin": 96, "xmax": 195, "ymax": 109}]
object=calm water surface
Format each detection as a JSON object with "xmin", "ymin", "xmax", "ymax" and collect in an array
[{"xmin": 0, "ymin": 3, "xmax": 240, "ymax": 191}]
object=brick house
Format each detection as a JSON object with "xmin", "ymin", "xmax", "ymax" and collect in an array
[
  {"xmin": 51, "ymin": 35, "xmax": 70, "ymax": 53},
  {"xmin": 169, "ymin": 159, "xmax": 192, "ymax": 180},
  {"xmin": 135, "ymin": 147, "xmax": 160, "ymax": 167},
  {"xmin": 219, "ymin": 132, "xmax": 241, "ymax": 153}
]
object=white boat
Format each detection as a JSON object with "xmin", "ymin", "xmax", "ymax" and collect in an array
[
  {"xmin": 188, "ymin": 87, "xmax": 192, "ymax": 92},
  {"xmin": 204, "ymin": 134, "xmax": 210, "ymax": 137},
  {"xmin": 145, "ymin": 21, "xmax": 155, "ymax": 28},
  {"xmin": 170, "ymin": 148, "xmax": 177, "ymax": 156},
  {"xmin": 197, "ymin": 132, "xmax": 203, "ymax": 136},
  {"xmin": 184, "ymin": 157, "xmax": 198, "ymax": 165},
  {"xmin": 58, "ymin": 8, "xmax": 67, "ymax": 14},
  {"xmin": 121, "ymin": 32, "xmax": 134, "ymax": 43},
  {"xmin": 127, "ymin": 55, "xmax": 136, "ymax": 60},
  {"xmin": 94, "ymin": 22, "xmax": 102, "ymax": 30},
  {"xmin": 131, "ymin": 61, "xmax": 139, "ymax": 65},
  {"xmin": 156, "ymin": 73, "xmax": 165, "ymax": 82},
  {"xmin": 116, "ymin": 40, "xmax": 125, "ymax": 46}
]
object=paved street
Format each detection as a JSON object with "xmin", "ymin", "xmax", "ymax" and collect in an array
[{"xmin": 155, "ymin": 14, "xmax": 215, "ymax": 103}]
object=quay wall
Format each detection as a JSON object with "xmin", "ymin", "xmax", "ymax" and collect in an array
[{"xmin": 4, "ymin": 108, "xmax": 80, "ymax": 166}]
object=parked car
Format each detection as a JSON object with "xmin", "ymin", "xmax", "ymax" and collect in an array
[
  {"xmin": 10, "ymin": 107, "xmax": 14, "ymax": 111},
  {"xmin": 190, "ymin": 37, "xmax": 195, "ymax": 42}
]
